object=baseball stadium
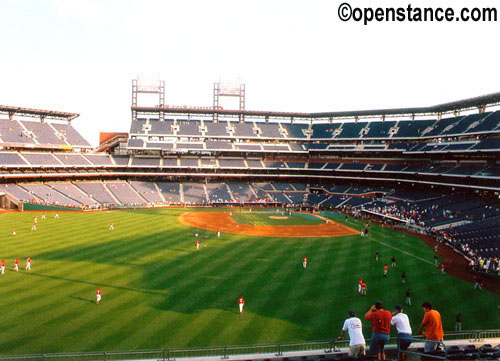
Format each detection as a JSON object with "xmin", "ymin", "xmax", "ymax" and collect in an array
[{"xmin": 0, "ymin": 80, "xmax": 499, "ymax": 361}]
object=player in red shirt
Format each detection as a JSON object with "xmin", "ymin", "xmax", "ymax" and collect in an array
[
  {"xmin": 217, "ymin": 228, "xmax": 221, "ymax": 238},
  {"xmin": 12, "ymin": 228, "xmax": 16, "ymax": 236},
  {"xmin": 303, "ymin": 257, "xmax": 308, "ymax": 269},
  {"xmin": 358, "ymin": 277, "xmax": 363, "ymax": 293},
  {"xmin": 196, "ymin": 239, "xmax": 200, "ymax": 250},
  {"xmin": 14, "ymin": 257, "xmax": 19, "ymax": 272},
  {"xmin": 238, "ymin": 296, "xmax": 245, "ymax": 314},
  {"xmin": 360, "ymin": 282, "xmax": 367, "ymax": 296},
  {"xmin": 96, "ymin": 288, "xmax": 102, "ymax": 304},
  {"xmin": 42, "ymin": 212, "xmax": 46, "ymax": 220},
  {"xmin": 1, "ymin": 259, "xmax": 5, "ymax": 274},
  {"xmin": 109, "ymin": 222, "xmax": 114, "ymax": 230},
  {"xmin": 31, "ymin": 222, "xmax": 36, "ymax": 231},
  {"xmin": 383, "ymin": 264, "xmax": 388, "ymax": 277},
  {"xmin": 439, "ymin": 262, "xmax": 445, "ymax": 275},
  {"xmin": 26, "ymin": 257, "xmax": 31, "ymax": 271}
]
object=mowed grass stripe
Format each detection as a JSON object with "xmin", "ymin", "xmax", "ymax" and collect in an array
[{"xmin": 0, "ymin": 208, "xmax": 498, "ymax": 354}]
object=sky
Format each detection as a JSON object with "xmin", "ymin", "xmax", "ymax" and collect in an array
[{"xmin": 0, "ymin": 0, "xmax": 498, "ymax": 145}]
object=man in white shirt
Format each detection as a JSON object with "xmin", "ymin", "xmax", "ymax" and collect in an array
[
  {"xmin": 391, "ymin": 305, "xmax": 413, "ymax": 361},
  {"xmin": 338, "ymin": 310, "xmax": 366, "ymax": 357}
]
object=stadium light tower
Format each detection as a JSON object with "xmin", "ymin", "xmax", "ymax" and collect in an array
[
  {"xmin": 213, "ymin": 78, "xmax": 245, "ymax": 122},
  {"xmin": 132, "ymin": 76, "xmax": 165, "ymax": 121}
]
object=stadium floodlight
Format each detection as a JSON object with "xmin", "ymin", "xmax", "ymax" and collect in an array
[
  {"xmin": 213, "ymin": 77, "xmax": 246, "ymax": 122},
  {"xmin": 132, "ymin": 75, "xmax": 165, "ymax": 121}
]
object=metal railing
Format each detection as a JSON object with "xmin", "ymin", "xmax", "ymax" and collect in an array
[{"xmin": 0, "ymin": 330, "xmax": 497, "ymax": 361}]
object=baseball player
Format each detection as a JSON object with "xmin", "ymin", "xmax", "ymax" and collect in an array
[{"xmin": 238, "ymin": 296, "xmax": 245, "ymax": 314}]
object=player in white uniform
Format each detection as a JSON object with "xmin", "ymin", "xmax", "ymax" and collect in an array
[
  {"xmin": 303, "ymin": 257, "xmax": 308, "ymax": 268},
  {"xmin": 238, "ymin": 296, "xmax": 245, "ymax": 314},
  {"xmin": 96, "ymin": 288, "xmax": 102, "ymax": 304}
]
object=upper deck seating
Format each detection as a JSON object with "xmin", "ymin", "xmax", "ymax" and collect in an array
[
  {"xmin": 21, "ymin": 120, "xmax": 67, "ymax": 145},
  {"xmin": 257, "ymin": 123, "xmax": 282, "ymax": 138},
  {"xmin": 0, "ymin": 152, "xmax": 28, "ymax": 166},
  {"xmin": 51, "ymin": 123, "xmax": 91, "ymax": 147},
  {"xmin": 281, "ymin": 123, "xmax": 309, "ymax": 138},
  {"xmin": 204, "ymin": 120, "xmax": 230, "ymax": 136},
  {"xmin": 177, "ymin": 120, "xmax": 201, "ymax": 136},
  {"xmin": 0, "ymin": 119, "xmax": 35, "ymax": 144}
]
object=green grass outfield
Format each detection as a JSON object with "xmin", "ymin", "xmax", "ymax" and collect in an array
[
  {"xmin": 231, "ymin": 211, "xmax": 324, "ymax": 226},
  {"xmin": 0, "ymin": 208, "xmax": 498, "ymax": 354}
]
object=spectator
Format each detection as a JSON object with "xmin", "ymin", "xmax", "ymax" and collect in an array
[
  {"xmin": 391, "ymin": 305, "xmax": 413, "ymax": 361},
  {"xmin": 365, "ymin": 301, "xmax": 392, "ymax": 360},
  {"xmin": 455, "ymin": 313, "xmax": 462, "ymax": 332},
  {"xmin": 338, "ymin": 310, "xmax": 366, "ymax": 357},
  {"xmin": 417, "ymin": 302, "xmax": 444, "ymax": 353},
  {"xmin": 474, "ymin": 277, "xmax": 482, "ymax": 290}
]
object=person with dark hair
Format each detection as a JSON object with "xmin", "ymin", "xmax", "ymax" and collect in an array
[
  {"xmin": 391, "ymin": 305, "xmax": 413, "ymax": 361},
  {"xmin": 417, "ymin": 302, "xmax": 444, "ymax": 353},
  {"xmin": 365, "ymin": 301, "xmax": 392, "ymax": 360},
  {"xmin": 391, "ymin": 256, "xmax": 397, "ymax": 267},
  {"xmin": 338, "ymin": 310, "xmax": 366, "ymax": 357},
  {"xmin": 401, "ymin": 271, "xmax": 406, "ymax": 284}
]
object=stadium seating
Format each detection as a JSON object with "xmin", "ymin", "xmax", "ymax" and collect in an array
[
  {"xmin": 74, "ymin": 182, "xmax": 118, "ymax": 205},
  {"xmin": 106, "ymin": 181, "xmax": 145, "ymax": 205},
  {"xmin": 182, "ymin": 183, "xmax": 207, "ymax": 204},
  {"xmin": 206, "ymin": 183, "xmax": 233, "ymax": 203},
  {"xmin": 48, "ymin": 182, "xmax": 100, "ymax": 207},
  {"xmin": 22, "ymin": 153, "xmax": 61, "ymax": 166},
  {"xmin": 1, "ymin": 101, "xmax": 498, "ymax": 263},
  {"xmin": 51, "ymin": 123, "xmax": 91, "ymax": 147},
  {"xmin": 0, "ymin": 152, "xmax": 28, "ymax": 166}
]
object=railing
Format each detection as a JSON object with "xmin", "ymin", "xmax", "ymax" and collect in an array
[{"xmin": 0, "ymin": 330, "xmax": 498, "ymax": 361}]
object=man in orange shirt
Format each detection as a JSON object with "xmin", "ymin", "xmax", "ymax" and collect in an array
[
  {"xmin": 417, "ymin": 302, "xmax": 444, "ymax": 352},
  {"xmin": 383, "ymin": 264, "xmax": 388, "ymax": 277}
]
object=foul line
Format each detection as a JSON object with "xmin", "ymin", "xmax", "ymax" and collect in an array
[
  {"xmin": 341, "ymin": 217, "xmax": 435, "ymax": 266},
  {"xmin": 368, "ymin": 236, "xmax": 435, "ymax": 266}
]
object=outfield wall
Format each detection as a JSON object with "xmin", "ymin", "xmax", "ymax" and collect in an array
[{"xmin": 21, "ymin": 203, "xmax": 82, "ymax": 212}]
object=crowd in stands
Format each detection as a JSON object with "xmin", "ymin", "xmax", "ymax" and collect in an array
[{"xmin": 338, "ymin": 300, "xmax": 454, "ymax": 360}]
